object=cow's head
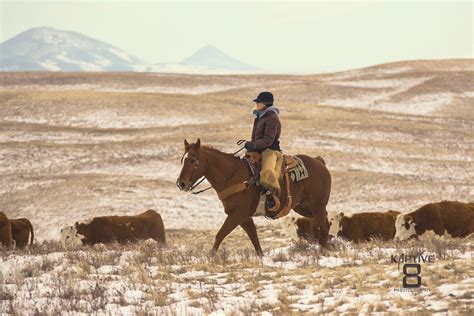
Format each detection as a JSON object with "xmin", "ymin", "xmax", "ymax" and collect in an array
[
  {"xmin": 177, "ymin": 139, "xmax": 205, "ymax": 192},
  {"xmin": 279, "ymin": 215, "xmax": 299, "ymax": 240},
  {"xmin": 394, "ymin": 214, "xmax": 416, "ymax": 240},
  {"xmin": 60, "ymin": 223, "xmax": 85, "ymax": 249},
  {"xmin": 328, "ymin": 212, "xmax": 344, "ymax": 237}
]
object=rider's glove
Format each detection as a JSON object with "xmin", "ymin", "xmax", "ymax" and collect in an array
[{"xmin": 244, "ymin": 142, "xmax": 256, "ymax": 151}]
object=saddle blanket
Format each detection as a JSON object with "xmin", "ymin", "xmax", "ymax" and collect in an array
[{"xmin": 288, "ymin": 156, "xmax": 309, "ymax": 183}]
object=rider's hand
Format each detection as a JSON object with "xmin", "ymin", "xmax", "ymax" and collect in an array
[{"xmin": 244, "ymin": 142, "xmax": 256, "ymax": 151}]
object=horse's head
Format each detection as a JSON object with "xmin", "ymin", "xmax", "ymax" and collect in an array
[{"xmin": 177, "ymin": 138, "xmax": 205, "ymax": 191}]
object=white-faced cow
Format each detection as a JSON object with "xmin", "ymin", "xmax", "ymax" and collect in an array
[
  {"xmin": 61, "ymin": 210, "xmax": 166, "ymax": 249},
  {"xmin": 328, "ymin": 210, "xmax": 400, "ymax": 242},
  {"xmin": 280, "ymin": 214, "xmax": 320, "ymax": 242},
  {"xmin": 394, "ymin": 201, "xmax": 474, "ymax": 240}
]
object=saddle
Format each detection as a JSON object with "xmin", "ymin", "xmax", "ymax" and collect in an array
[
  {"xmin": 245, "ymin": 152, "xmax": 298, "ymax": 169},
  {"xmin": 244, "ymin": 152, "xmax": 294, "ymax": 219}
]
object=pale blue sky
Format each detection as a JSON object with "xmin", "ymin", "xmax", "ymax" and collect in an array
[{"xmin": 1, "ymin": 0, "xmax": 472, "ymax": 73}]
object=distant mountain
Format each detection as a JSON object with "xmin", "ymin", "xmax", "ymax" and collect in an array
[
  {"xmin": 148, "ymin": 45, "xmax": 260, "ymax": 74},
  {"xmin": 0, "ymin": 27, "xmax": 147, "ymax": 71},
  {"xmin": 0, "ymin": 27, "xmax": 261, "ymax": 74},
  {"xmin": 182, "ymin": 45, "xmax": 259, "ymax": 72}
]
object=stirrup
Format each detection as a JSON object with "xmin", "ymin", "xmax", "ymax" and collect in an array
[{"xmin": 265, "ymin": 191, "xmax": 281, "ymax": 213}]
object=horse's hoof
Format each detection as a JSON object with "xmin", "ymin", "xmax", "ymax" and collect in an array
[
  {"xmin": 210, "ymin": 249, "xmax": 217, "ymax": 257},
  {"xmin": 256, "ymin": 251, "xmax": 264, "ymax": 257}
]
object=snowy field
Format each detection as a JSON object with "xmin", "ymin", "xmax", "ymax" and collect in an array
[
  {"xmin": 1, "ymin": 232, "xmax": 473, "ymax": 314},
  {"xmin": 0, "ymin": 59, "xmax": 473, "ymax": 314}
]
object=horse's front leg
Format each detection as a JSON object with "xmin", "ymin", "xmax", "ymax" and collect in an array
[
  {"xmin": 211, "ymin": 209, "xmax": 247, "ymax": 256},
  {"xmin": 240, "ymin": 217, "xmax": 263, "ymax": 257}
]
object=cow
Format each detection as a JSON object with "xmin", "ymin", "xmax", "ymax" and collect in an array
[
  {"xmin": 61, "ymin": 210, "xmax": 166, "ymax": 249},
  {"xmin": 10, "ymin": 218, "xmax": 34, "ymax": 249},
  {"xmin": 280, "ymin": 214, "xmax": 320, "ymax": 242},
  {"xmin": 0, "ymin": 212, "xmax": 13, "ymax": 248},
  {"xmin": 328, "ymin": 210, "xmax": 400, "ymax": 242},
  {"xmin": 394, "ymin": 201, "xmax": 474, "ymax": 240}
]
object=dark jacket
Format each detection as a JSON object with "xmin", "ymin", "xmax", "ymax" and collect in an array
[{"xmin": 251, "ymin": 107, "xmax": 281, "ymax": 152}]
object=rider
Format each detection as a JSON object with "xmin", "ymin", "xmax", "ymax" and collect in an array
[{"xmin": 244, "ymin": 91, "xmax": 282, "ymax": 209}]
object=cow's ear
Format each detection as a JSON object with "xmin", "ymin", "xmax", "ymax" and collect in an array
[
  {"xmin": 196, "ymin": 138, "xmax": 201, "ymax": 148},
  {"xmin": 184, "ymin": 139, "xmax": 190, "ymax": 150}
]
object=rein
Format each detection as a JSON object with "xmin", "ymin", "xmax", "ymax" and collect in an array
[
  {"xmin": 181, "ymin": 140, "xmax": 251, "ymax": 198},
  {"xmin": 231, "ymin": 139, "xmax": 247, "ymax": 156}
]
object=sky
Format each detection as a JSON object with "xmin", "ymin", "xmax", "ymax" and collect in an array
[{"xmin": 0, "ymin": 0, "xmax": 472, "ymax": 73}]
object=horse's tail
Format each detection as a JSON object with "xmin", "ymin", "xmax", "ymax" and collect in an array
[{"xmin": 314, "ymin": 156, "xmax": 326, "ymax": 165}]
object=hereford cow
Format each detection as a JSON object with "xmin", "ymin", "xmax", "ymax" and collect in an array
[
  {"xmin": 394, "ymin": 201, "xmax": 474, "ymax": 240},
  {"xmin": 280, "ymin": 214, "xmax": 320, "ymax": 242},
  {"xmin": 61, "ymin": 210, "xmax": 166, "ymax": 249},
  {"xmin": 10, "ymin": 218, "xmax": 34, "ymax": 248},
  {"xmin": 0, "ymin": 212, "xmax": 13, "ymax": 248},
  {"xmin": 328, "ymin": 210, "xmax": 400, "ymax": 242}
]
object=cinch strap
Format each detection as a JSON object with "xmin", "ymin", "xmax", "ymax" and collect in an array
[{"xmin": 217, "ymin": 182, "xmax": 249, "ymax": 201}]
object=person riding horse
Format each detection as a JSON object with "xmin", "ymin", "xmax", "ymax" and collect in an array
[{"xmin": 244, "ymin": 91, "xmax": 283, "ymax": 209}]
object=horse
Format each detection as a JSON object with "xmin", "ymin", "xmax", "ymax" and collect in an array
[{"xmin": 177, "ymin": 139, "xmax": 332, "ymax": 256}]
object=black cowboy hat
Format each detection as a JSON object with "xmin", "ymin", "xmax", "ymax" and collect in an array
[{"xmin": 253, "ymin": 91, "xmax": 273, "ymax": 106}]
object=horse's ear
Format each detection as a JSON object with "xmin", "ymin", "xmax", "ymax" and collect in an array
[
  {"xmin": 196, "ymin": 138, "xmax": 201, "ymax": 148},
  {"xmin": 184, "ymin": 139, "xmax": 190, "ymax": 150}
]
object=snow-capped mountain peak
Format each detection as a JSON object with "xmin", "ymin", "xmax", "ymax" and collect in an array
[
  {"xmin": 0, "ymin": 27, "xmax": 261, "ymax": 74},
  {"xmin": 0, "ymin": 27, "xmax": 147, "ymax": 71},
  {"xmin": 182, "ymin": 44, "xmax": 259, "ymax": 72}
]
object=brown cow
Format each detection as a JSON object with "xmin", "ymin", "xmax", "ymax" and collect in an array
[
  {"xmin": 61, "ymin": 210, "xmax": 166, "ymax": 249},
  {"xmin": 0, "ymin": 212, "xmax": 13, "ymax": 248},
  {"xmin": 395, "ymin": 201, "xmax": 474, "ymax": 240},
  {"xmin": 10, "ymin": 218, "xmax": 34, "ymax": 249},
  {"xmin": 280, "ymin": 214, "xmax": 320, "ymax": 242},
  {"xmin": 328, "ymin": 210, "xmax": 400, "ymax": 242}
]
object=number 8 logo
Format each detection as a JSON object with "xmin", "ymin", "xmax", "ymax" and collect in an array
[{"xmin": 403, "ymin": 263, "xmax": 421, "ymax": 288}]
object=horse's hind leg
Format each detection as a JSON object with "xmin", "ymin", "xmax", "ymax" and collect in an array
[
  {"xmin": 315, "ymin": 208, "xmax": 330, "ymax": 247},
  {"xmin": 240, "ymin": 217, "xmax": 264, "ymax": 257}
]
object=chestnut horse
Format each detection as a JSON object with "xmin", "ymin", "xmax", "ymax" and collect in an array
[{"xmin": 177, "ymin": 139, "xmax": 331, "ymax": 256}]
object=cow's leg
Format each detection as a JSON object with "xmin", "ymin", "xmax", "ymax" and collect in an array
[
  {"xmin": 211, "ymin": 210, "xmax": 247, "ymax": 256},
  {"xmin": 315, "ymin": 208, "xmax": 330, "ymax": 247},
  {"xmin": 240, "ymin": 217, "xmax": 264, "ymax": 257}
]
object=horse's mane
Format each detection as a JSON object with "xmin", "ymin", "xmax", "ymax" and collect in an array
[{"xmin": 201, "ymin": 145, "xmax": 240, "ymax": 160}]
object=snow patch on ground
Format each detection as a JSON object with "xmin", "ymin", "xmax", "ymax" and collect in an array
[
  {"xmin": 319, "ymin": 76, "xmax": 467, "ymax": 115},
  {"xmin": 329, "ymin": 78, "xmax": 417, "ymax": 89},
  {"xmin": 438, "ymin": 279, "xmax": 473, "ymax": 297},
  {"xmin": 3, "ymin": 111, "xmax": 212, "ymax": 129},
  {"xmin": 0, "ymin": 83, "xmax": 258, "ymax": 95},
  {"xmin": 376, "ymin": 92, "xmax": 455, "ymax": 115}
]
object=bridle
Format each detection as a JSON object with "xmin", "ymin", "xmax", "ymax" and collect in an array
[
  {"xmin": 177, "ymin": 149, "xmax": 208, "ymax": 193},
  {"xmin": 177, "ymin": 140, "xmax": 248, "ymax": 195}
]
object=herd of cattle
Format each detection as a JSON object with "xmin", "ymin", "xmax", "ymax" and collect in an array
[
  {"xmin": 282, "ymin": 200, "xmax": 474, "ymax": 243},
  {"xmin": 0, "ymin": 200, "xmax": 473, "ymax": 250}
]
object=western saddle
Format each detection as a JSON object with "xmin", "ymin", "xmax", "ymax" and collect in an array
[{"xmin": 244, "ymin": 151, "xmax": 295, "ymax": 219}]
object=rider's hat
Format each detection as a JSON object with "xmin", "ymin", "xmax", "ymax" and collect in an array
[{"xmin": 253, "ymin": 91, "xmax": 273, "ymax": 106}]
